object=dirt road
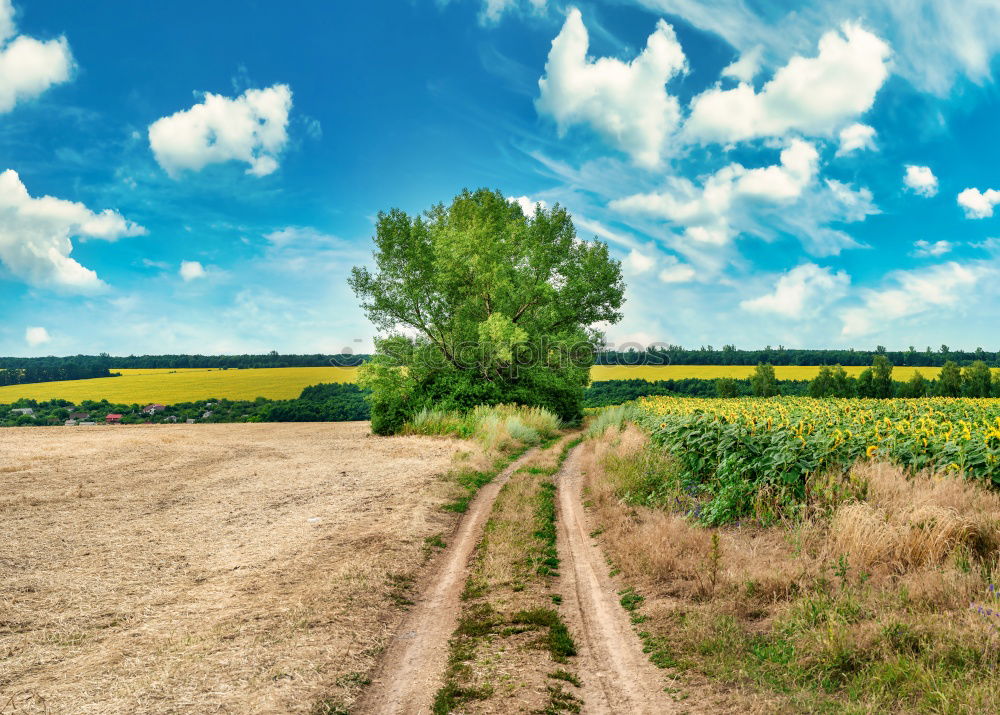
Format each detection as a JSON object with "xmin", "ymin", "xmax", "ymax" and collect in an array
[
  {"xmin": 556, "ymin": 447, "xmax": 679, "ymax": 714},
  {"xmin": 355, "ymin": 449, "xmax": 537, "ymax": 714}
]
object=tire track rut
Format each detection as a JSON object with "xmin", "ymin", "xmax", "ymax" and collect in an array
[{"xmin": 556, "ymin": 447, "xmax": 680, "ymax": 714}]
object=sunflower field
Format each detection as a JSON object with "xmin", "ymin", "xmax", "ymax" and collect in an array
[{"xmin": 635, "ymin": 396, "xmax": 1000, "ymax": 524}]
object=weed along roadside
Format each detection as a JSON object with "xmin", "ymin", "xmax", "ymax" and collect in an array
[{"xmin": 577, "ymin": 409, "xmax": 1000, "ymax": 713}]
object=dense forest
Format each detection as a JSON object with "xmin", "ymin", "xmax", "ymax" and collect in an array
[
  {"xmin": 595, "ymin": 344, "xmax": 1000, "ymax": 367},
  {"xmin": 0, "ymin": 352, "xmax": 366, "ymax": 372},
  {"xmin": 0, "ymin": 364, "xmax": 116, "ymax": 386},
  {"xmin": 5, "ymin": 344, "xmax": 1000, "ymax": 375}
]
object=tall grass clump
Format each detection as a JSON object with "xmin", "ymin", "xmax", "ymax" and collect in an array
[
  {"xmin": 586, "ymin": 403, "xmax": 641, "ymax": 438},
  {"xmin": 406, "ymin": 404, "xmax": 560, "ymax": 452}
]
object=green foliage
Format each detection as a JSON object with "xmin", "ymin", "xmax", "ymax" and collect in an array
[
  {"xmin": 964, "ymin": 360, "xmax": 992, "ymax": 397},
  {"xmin": 831, "ymin": 365, "xmax": 854, "ymax": 397},
  {"xmin": 938, "ymin": 361, "xmax": 963, "ymax": 397},
  {"xmin": 809, "ymin": 366, "xmax": 835, "ymax": 398},
  {"xmin": 903, "ymin": 371, "xmax": 929, "ymax": 398},
  {"xmin": 716, "ymin": 377, "xmax": 739, "ymax": 397},
  {"xmin": 0, "ymin": 383, "xmax": 371, "ymax": 428},
  {"xmin": 349, "ymin": 188, "xmax": 625, "ymax": 432},
  {"xmin": 751, "ymin": 363, "xmax": 779, "ymax": 397},
  {"xmin": 856, "ymin": 368, "xmax": 875, "ymax": 398},
  {"xmin": 872, "ymin": 355, "xmax": 894, "ymax": 398},
  {"xmin": 641, "ymin": 396, "xmax": 1000, "ymax": 525}
]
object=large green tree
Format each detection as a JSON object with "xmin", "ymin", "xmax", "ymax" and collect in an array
[
  {"xmin": 350, "ymin": 189, "xmax": 625, "ymax": 433},
  {"xmin": 871, "ymin": 354, "xmax": 894, "ymax": 398},
  {"xmin": 937, "ymin": 360, "xmax": 963, "ymax": 397},
  {"xmin": 750, "ymin": 363, "xmax": 779, "ymax": 397},
  {"xmin": 963, "ymin": 360, "xmax": 992, "ymax": 397}
]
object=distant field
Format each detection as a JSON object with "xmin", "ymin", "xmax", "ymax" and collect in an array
[
  {"xmin": 0, "ymin": 366, "xmax": 358, "ymax": 403},
  {"xmin": 0, "ymin": 364, "xmax": 986, "ymax": 403}
]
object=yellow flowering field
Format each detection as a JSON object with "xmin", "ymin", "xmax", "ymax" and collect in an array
[
  {"xmin": 634, "ymin": 396, "xmax": 1000, "ymax": 523},
  {"xmin": 0, "ymin": 367, "xmax": 359, "ymax": 404}
]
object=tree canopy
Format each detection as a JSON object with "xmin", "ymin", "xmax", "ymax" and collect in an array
[{"xmin": 350, "ymin": 188, "xmax": 625, "ymax": 433}]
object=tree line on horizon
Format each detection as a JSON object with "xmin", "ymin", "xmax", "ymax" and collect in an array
[
  {"xmin": 4, "ymin": 343, "xmax": 1000, "ymax": 379},
  {"xmin": 595, "ymin": 344, "xmax": 1000, "ymax": 368}
]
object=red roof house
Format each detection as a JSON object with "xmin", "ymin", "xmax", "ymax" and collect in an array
[{"xmin": 105, "ymin": 414, "xmax": 123, "ymax": 424}]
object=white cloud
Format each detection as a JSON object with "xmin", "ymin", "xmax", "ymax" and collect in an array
[
  {"xmin": 623, "ymin": 248, "xmax": 654, "ymax": 274},
  {"xmin": 610, "ymin": 139, "xmax": 819, "ymax": 246},
  {"xmin": 632, "ymin": 0, "xmax": 1000, "ymax": 96},
  {"xmin": 179, "ymin": 260, "xmax": 206, "ymax": 281},
  {"xmin": 911, "ymin": 239, "xmax": 952, "ymax": 257},
  {"xmin": 0, "ymin": 169, "xmax": 145, "ymax": 291},
  {"xmin": 658, "ymin": 255, "xmax": 696, "ymax": 283},
  {"xmin": 903, "ymin": 165, "xmax": 938, "ymax": 197},
  {"xmin": 0, "ymin": 0, "xmax": 73, "ymax": 113},
  {"xmin": 837, "ymin": 123, "xmax": 876, "ymax": 155},
  {"xmin": 958, "ymin": 187, "xmax": 1000, "ymax": 218},
  {"xmin": 24, "ymin": 326, "xmax": 50, "ymax": 347},
  {"xmin": 840, "ymin": 261, "xmax": 989, "ymax": 337},
  {"xmin": 536, "ymin": 8, "xmax": 686, "ymax": 167},
  {"xmin": 148, "ymin": 84, "xmax": 292, "ymax": 177},
  {"xmin": 721, "ymin": 45, "xmax": 763, "ymax": 82},
  {"xmin": 741, "ymin": 263, "xmax": 849, "ymax": 318},
  {"xmin": 508, "ymin": 195, "xmax": 548, "ymax": 216},
  {"xmin": 685, "ymin": 23, "xmax": 890, "ymax": 144}
]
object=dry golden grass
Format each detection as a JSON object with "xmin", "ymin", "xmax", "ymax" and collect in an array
[
  {"xmin": 582, "ymin": 426, "xmax": 1000, "ymax": 712},
  {"xmin": 0, "ymin": 422, "xmax": 477, "ymax": 714}
]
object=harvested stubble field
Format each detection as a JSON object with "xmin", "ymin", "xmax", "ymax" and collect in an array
[{"xmin": 0, "ymin": 422, "xmax": 474, "ymax": 714}]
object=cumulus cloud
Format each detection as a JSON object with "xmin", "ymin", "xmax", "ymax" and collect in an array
[
  {"xmin": 912, "ymin": 239, "xmax": 952, "ymax": 257},
  {"xmin": 536, "ymin": 8, "xmax": 686, "ymax": 167},
  {"xmin": 623, "ymin": 248, "xmax": 655, "ymax": 274},
  {"xmin": 685, "ymin": 23, "xmax": 890, "ymax": 144},
  {"xmin": 741, "ymin": 263, "xmax": 849, "ymax": 318},
  {"xmin": 508, "ymin": 195, "xmax": 548, "ymax": 216},
  {"xmin": 0, "ymin": 0, "xmax": 73, "ymax": 113},
  {"xmin": 610, "ymin": 139, "xmax": 819, "ymax": 246},
  {"xmin": 837, "ymin": 123, "xmax": 876, "ymax": 155},
  {"xmin": 148, "ymin": 84, "xmax": 292, "ymax": 177},
  {"xmin": 632, "ymin": 0, "xmax": 1000, "ymax": 96},
  {"xmin": 0, "ymin": 169, "xmax": 145, "ymax": 291},
  {"xmin": 179, "ymin": 260, "xmax": 206, "ymax": 281},
  {"xmin": 25, "ymin": 326, "xmax": 50, "ymax": 346},
  {"xmin": 840, "ymin": 261, "xmax": 989, "ymax": 337},
  {"xmin": 903, "ymin": 165, "xmax": 938, "ymax": 197},
  {"xmin": 957, "ymin": 187, "xmax": 1000, "ymax": 218},
  {"xmin": 721, "ymin": 45, "xmax": 763, "ymax": 82}
]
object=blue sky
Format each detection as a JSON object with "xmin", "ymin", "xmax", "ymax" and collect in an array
[{"xmin": 4, "ymin": 0, "xmax": 1000, "ymax": 355}]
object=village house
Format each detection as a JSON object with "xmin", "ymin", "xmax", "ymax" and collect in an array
[
  {"xmin": 69, "ymin": 412, "xmax": 89, "ymax": 420},
  {"xmin": 105, "ymin": 414, "xmax": 123, "ymax": 424},
  {"xmin": 142, "ymin": 404, "xmax": 166, "ymax": 414},
  {"xmin": 11, "ymin": 407, "xmax": 33, "ymax": 416},
  {"xmin": 64, "ymin": 419, "xmax": 77, "ymax": 426}
]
